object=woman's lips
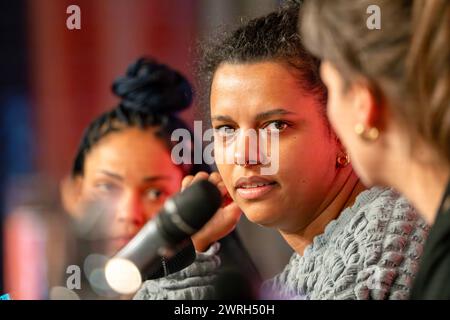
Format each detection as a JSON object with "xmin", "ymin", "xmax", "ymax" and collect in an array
[{"xmin": 234, "ymin": 176, "xmax": 278, "ymax": 200}]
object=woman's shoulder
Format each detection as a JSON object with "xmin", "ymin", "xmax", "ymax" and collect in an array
[
  {"xmin": 263, "ymin": 187, "xmax": 430, "ymax": 300},
  {"xmin": 289, "ymin": 186, "xmax": 430, "ymax": 299},
  {"xmin": 347, "ymin": 186, "xmax": 429, "ymax": 243},
  {"xmin": 352, "ymin": 186, "xmax": 415, "ymax": 218},
  {"xmin": 335, "ymin": 186, "xmax": 430, "ymax": 270},
  {"xmin": 325, "ymin": 186, "xmax": 430, "ymax": 299},
  {"xmin": 315, "ymin": 186, "xmax": 428, "ymax": 257}
]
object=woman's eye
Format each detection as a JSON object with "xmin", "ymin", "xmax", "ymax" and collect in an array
[
  {"xmin": 95, "ymin": 182, "xmax": 118, "ymax": 193},
  {"xmin": 214, "ymin": 126, "xmax": 236, "ymax": 137},
  {"xmin": 264, "ymin": 121, "xmax": 289, "ymax": 132},
  {"xmin": 146, "ymin": 189, "xmax": 164, "ymax": 201}
]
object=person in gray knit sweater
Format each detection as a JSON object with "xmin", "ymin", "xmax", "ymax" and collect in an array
[
  {"xmin": 134, "ymin": 2, "xmax": 429, "ymax": 300},
  {"xmin": 135, "ymin": 187, "xmax": 428, "ymax": 300}
]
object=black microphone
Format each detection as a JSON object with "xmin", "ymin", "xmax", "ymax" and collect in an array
[{"xmin": 105, "ymin": 180, "xmax": 222, "ymax": 294}]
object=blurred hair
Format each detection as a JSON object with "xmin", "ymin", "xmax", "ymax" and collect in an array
[
  {"xmin": 72, "ymin": 57, "xmax": 209, "ymax": 177},
  {"xmin": 301, "ymin": 0, "xmax": 450, "ymax": 163}
]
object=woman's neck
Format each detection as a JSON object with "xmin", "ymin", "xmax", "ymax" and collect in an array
[
  {"xmin": 391, "ymin": 158, "xmax": 449, "ymax": 225},
  {"xmin": 280, "ymin": 169, "xmax": 366, "ymax": 255}
]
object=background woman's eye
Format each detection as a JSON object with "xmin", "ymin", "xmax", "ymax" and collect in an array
[
  {"xmin": 95, "ymin": 182, "xmax": 118, "ymax": 194},
  {"xmin": 265, "ymin": 121, "xmax": 288, "ymax": 132},
  {"xmin": 146, "ymin": 189, "xmax": 164, "ymax": 201}
]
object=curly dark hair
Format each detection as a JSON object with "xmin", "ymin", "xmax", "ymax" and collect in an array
[
  {"xmin": 197, "ymin": 1, "xmax": 327, "ymax": 127},
  {"xmin": 72, "ymin": 57, "xmax": 209, "ymax": 177}
]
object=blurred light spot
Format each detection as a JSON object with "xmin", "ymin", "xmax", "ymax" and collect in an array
[{"xmin": 105, "ymin": 258, "xmax": 142, "ymax": 294}]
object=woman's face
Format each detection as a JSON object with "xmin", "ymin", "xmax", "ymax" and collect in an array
[
  {"xmin": 74, "ymin": 127, "xmax": 183, "ymax": 254},
  {"xmin": 210, "ymin": 61, "xmax": 341, "ymax": 232},
  {"xmin": 319, "ymin": 61, "xmax": 383, "ymax": 186}
]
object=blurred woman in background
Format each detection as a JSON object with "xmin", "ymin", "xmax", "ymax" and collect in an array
[
  {"xmin": 300, "ymin": 0, "xmax": 449, "ymax": 299},
  {"xmin": 61, "ymin": 57, "xmax": 253, "ymax": 299},
  {"xmin": 61, "ymin": 57, "xmax": 213, "ymax": 255}
]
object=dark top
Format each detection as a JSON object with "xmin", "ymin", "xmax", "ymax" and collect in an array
[{"xmin": 410, "ymin": 181, "xmax": 450, "ymax": 299}]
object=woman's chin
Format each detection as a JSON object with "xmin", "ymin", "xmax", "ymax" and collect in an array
[{"xmin": 242, "ymin": 207, "xmax": 280, "ymax": 228}]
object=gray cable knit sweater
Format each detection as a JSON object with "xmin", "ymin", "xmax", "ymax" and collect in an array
[{"xmin": 134, "ymin": 187, "xmax": 429, "ymax": 300}]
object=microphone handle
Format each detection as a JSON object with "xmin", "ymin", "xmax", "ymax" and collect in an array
[{"xmin": 114, "ymin": 219, "xmax": 169, "ymax": 272}]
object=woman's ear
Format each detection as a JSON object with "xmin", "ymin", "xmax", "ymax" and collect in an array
[
  {"xmin": 352, "ymin": 82, "xmax": 385, "ymax": 131},
  {"xmin": 60, "ymin": 175, "xmax": 83, "ymax": 219}
]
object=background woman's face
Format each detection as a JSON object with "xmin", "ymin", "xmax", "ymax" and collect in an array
[
  {"xmin": 210, "ymin": 61, "xmax": 340, "ymax": 232},
  {"xmin": 77, "ymin": 127, "xmax": 183, "ymax": 254}
]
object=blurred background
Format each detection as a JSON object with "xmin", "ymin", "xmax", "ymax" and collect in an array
[{"xmin": 0, "ymin": 0, "xmax": 293, "ymax": 299}]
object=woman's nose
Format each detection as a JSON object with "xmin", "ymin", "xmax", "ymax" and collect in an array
[
  {"xmin": 234, "ymin": 129, "xmax": 261, "ymax": 167},
  {"xmin": 116, "ymin": 191, "xmax": 145, "ymax": 227}
]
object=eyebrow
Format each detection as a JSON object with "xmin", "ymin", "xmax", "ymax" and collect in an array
[
  {"xmin": 99, "ymin": 170, "xmax": 123, "ymax": 181},
  {"xmin": 211, "ymin": 115, "xmax": 233, "ymax": 122},
  {"xmin": 98, "ymin": 170, "xmax": 172, "ymax": 183},
  {"xmin": 254, "ymin": 108, "xmax": 296, "ymax": 121},
  {"xmin": 142, "ymin": 176, "xmax": 172, "ymax": 183},
  {"xmin": 211, "ymin": 108, "xmax": 296, "ymax": 123}
]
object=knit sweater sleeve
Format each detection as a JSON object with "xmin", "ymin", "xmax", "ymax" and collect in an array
[
  {"xmin": 133, "ymin": 243, "xmax": 221, "ymax": 300},
  {"xmin": 261, "ymin": 188, "xmax": 429, "ymax": 300}
]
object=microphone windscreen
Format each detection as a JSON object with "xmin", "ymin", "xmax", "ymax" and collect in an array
[
  {"xmin": 173, "ymin": 179, "xmax": 222, "ymax": 230},
  {"xmin": 158, "ymin": 179, "xmax": 222, "ymax": 243}
]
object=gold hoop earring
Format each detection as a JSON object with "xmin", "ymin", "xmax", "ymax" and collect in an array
[
  {"xmin": 336, "ymin": 153, "xmax": 350, "ymax": 168},
  {"xmin": 354, "ymin": 123, "xmax": 379, "ymax": 141}
]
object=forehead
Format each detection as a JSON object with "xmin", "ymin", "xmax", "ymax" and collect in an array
[
  {"xmin": 83, "ymin": 127, "xmax": 180, "ymax": 178},
  {"xmin": 210, "ymin": 61, "xmax": 313, "ymax": 117}
]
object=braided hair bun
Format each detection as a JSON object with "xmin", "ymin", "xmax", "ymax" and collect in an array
[
  {"xmin": 112, "ymin": 57, "xmax": 193, "ymax": 115},
  {"xmin": 71, "ymin": 57, "xmax": 208, "ymax": 177}
]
